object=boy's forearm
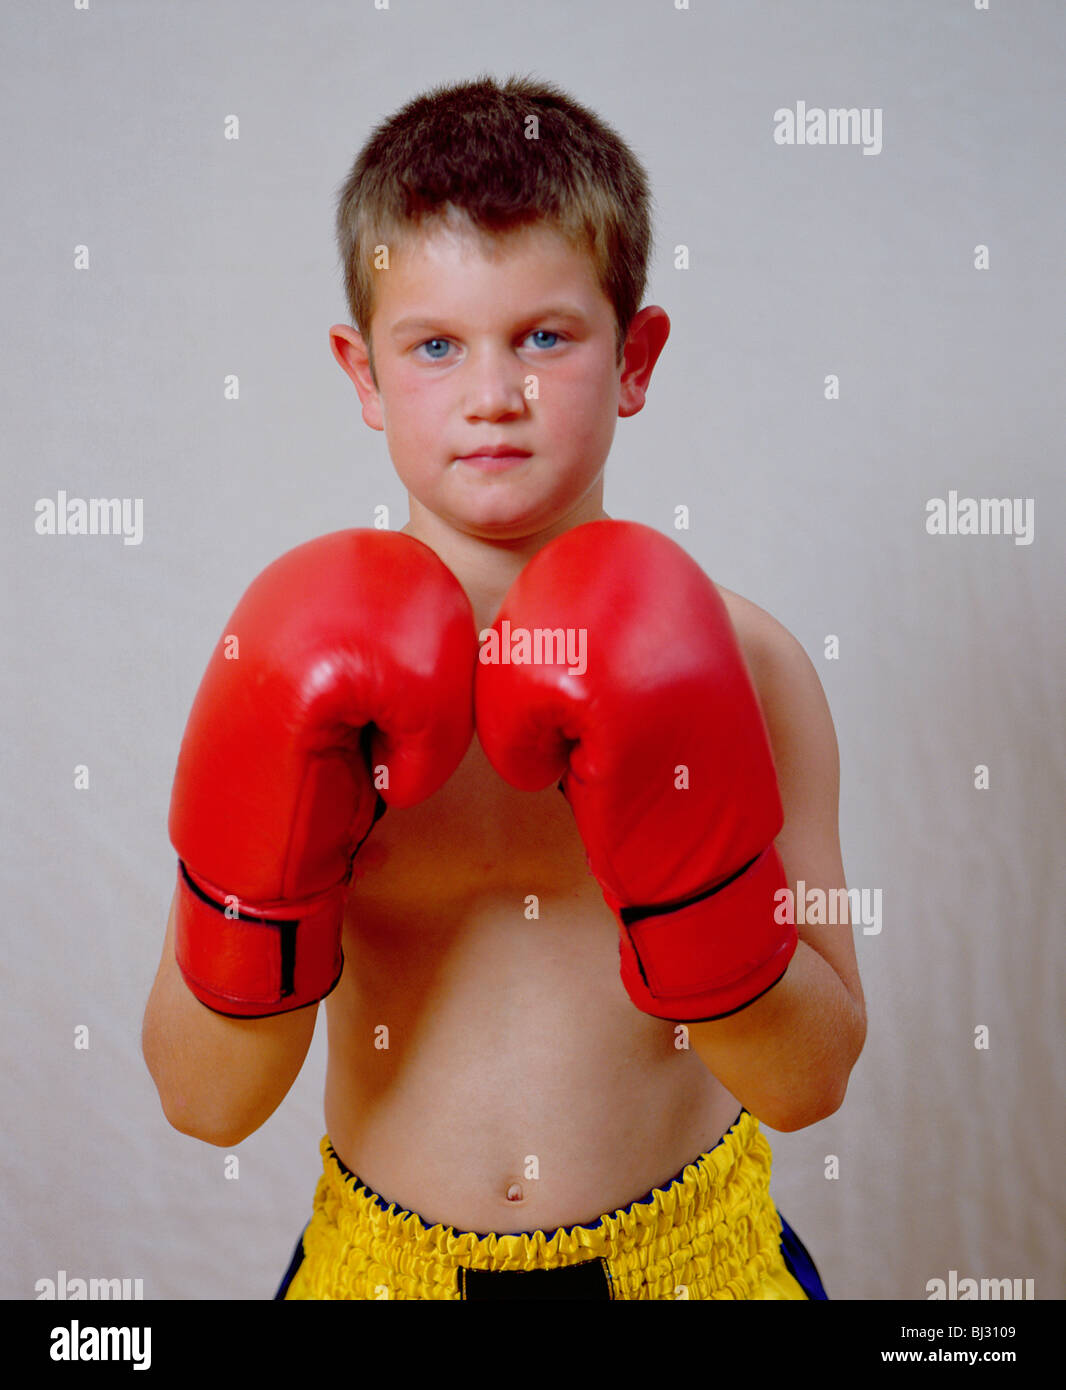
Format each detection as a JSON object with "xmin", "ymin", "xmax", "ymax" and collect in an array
[
  {"xmin": 142, "ymin": 903, "xmax": 318, "ymax": 1147},
  {"xmin": 686, "ymin": 941, "xmax": 866, "ymax": 1133}
]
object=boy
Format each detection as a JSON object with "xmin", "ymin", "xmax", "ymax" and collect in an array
[{"xmin": 143, "ymin": 75, "xmax": 865, "ymax": 1300}]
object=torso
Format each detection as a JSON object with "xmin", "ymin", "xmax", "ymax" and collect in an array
[{"xmin": 323, "ymin": 589, "xmax": 760, "ymax": 1234}]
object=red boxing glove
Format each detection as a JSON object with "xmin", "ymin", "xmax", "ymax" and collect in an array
[
  {"xmin": 475, "ymin": 520, "xmax": 796, "ymax": 1021},
  {"xmin": 169, "ymin": 529, "xmax": 476, "ymax": 1017}
]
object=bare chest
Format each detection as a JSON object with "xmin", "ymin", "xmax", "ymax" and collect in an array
[{"xmin": 349, "ymin": 734, "xmax": 591, "ymax": 906}]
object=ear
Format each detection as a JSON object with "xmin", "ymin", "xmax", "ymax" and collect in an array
[
  {"xmin": 329, "ymin": 325, "xmax": 384, "ymax": 431},
  {"xmin": 617, "ymin": 306, "xmax": 671, "ymax": 419}
]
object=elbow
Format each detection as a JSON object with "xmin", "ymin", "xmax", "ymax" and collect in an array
[
  {"xmin": 144, "ymin": 1052, "xmax": 260, "ymax": 1149},
  {"xmin": 757, "ymin": 1034, "xmax": 864, "ymax": 1133},
  {"xmin": 150, "ymin": 1068, "xmax": 266, "ymax": 1147},
  {"xmin": 141, "ymin": 1019, "xmax": 264, "ymax": 1148},
  {"xmin": 760, "ymin": 1076, "xmax": 849, "ymax": 1133},
  {"xmin": 742, "ymin": 990, "xmax": 867, "ymax": 1133},
  {"xmin": 158, "ymin": 1098, "xmax": 257, "ymax": 1149}
]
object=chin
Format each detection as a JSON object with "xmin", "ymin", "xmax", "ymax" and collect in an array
[
  {"xmin": 460, "ymin": 517, "xmax": 548, "ymax": 543},
  {"xmin": 441, "ymin": 497, "xmax": 551, "ymax": 538}
]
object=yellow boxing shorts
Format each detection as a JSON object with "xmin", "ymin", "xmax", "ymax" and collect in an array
[{"xmin": 277, "ymin": 1109, "xmax": 826, "ymax": 1301}]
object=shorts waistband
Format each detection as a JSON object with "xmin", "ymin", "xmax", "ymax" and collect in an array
[
  {"xmin": 283, "ymin": 1110, "xmax": 809, "ymax": 1299},
  {"xmin": 326, "ymin": 1108, "xmax": 749, "ymax": 1240}
]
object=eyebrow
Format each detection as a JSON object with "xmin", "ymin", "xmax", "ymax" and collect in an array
[{"xmin": 389, "ymin": 306, "xmax": 589, "ymax": 339}]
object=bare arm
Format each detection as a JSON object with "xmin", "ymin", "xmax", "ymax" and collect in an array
[
  {"xmin": 688, "ymin": 606, "xmax": 866, "ymax": 1131},
  {"xmin": 142, "ymin": 888, "xmax": 319, "ymax": 1147}
]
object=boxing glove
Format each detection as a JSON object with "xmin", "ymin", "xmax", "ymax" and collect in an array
[
  {"xmin": 475, "ymin": 520, "xmax": 796, "ymax": 1021},
  {"xmin": 169, "ymin": 529, "xmax": 476, "ymax": 1017}
]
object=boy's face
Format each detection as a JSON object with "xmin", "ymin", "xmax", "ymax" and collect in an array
[{"xmin": 332, "ymin": 220, "xmax": 665, "ymax": 544}]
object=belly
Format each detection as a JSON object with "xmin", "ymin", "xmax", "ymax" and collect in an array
[{"xmin": 322, "ymin": 878, "xmax": 738, "ymax": 1233}]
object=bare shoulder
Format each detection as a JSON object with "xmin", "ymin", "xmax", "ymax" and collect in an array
[
  {"xmin": 715, "ymin": 584, "xmax": 843, "ymax": 883},
  {"xmin": 715, "ymin": 585, "xmax": 828, "ymax": 730},
  {"xmin": 715, "ymin": 585, "xmax": 864, "ymax": 1017}
]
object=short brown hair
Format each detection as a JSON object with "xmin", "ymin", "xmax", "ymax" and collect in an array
[{"xmin": 335, "ymin": 74, "xmax": 653, "ymax": 367}]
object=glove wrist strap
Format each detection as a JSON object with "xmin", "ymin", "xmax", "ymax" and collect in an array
[
  {"xmin": 617, "ymin": 845, "xmax": 798, "ymax": 1021},
  {"xmin": 174, "ymin": 862, "xmax": 345, "ymax": 1018}
]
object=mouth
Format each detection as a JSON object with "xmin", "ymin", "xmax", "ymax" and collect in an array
[{"xmin": 455, "ymin": 447, "xmax": 532, "ymax": 473}]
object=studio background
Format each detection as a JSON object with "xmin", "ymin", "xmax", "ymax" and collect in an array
[{"xmin": 3, "ymin": 0, "xmax": 1062, "ymax": 1301}]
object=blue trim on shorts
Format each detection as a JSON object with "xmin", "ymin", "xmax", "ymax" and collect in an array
[
  {"xmin": 778, "ymin": 1214, "xmax": 829, "ymax": 1299},
  {"xmin": 274, "ymin": 1229, "xmax": 306, "ymax": 1300}
]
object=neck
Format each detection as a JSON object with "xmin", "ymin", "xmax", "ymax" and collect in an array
[{"xmin": 401, "ymin": 491, "xmax": 609, "ymax": 631}]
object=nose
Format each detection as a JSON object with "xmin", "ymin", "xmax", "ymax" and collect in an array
[{"xmin": 462, "ymin": 346, "xmax": 528, "ymax": 422}]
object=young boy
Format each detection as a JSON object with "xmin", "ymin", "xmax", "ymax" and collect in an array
[{"xmin": 143, "ymin": 75, "xmax": 865, "ymax": 1301}]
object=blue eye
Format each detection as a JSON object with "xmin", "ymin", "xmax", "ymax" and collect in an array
[
  {"xmin": 419, "ymin": 338, "xmax": 451, "ymax": 360},
  {"xmin": 528, "ymin": 330, "xmax": 559, "ymax": 349}
]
